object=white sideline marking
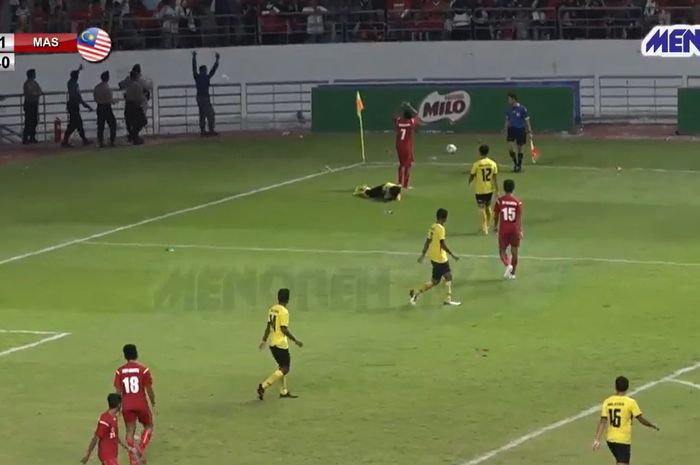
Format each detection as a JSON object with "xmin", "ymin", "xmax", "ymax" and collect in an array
[
  {"xmin": 667, "ymin": 378, "xmax": 700, "ymax": 390},
  {"xmin": 461, "ymin": 360, "xmax": 700, "ymax": 465},
  {"xmin": 83, "ymin": 241, "xmax": 700, "ymax": 268},
  {"xmin": 0, "ymin": 163, "xmax": 362, "ymax": 267},
  {"xmin": 0, "ymin": 330, "xmax": 71, "ymax": 358},
  {"xmin": 366, "ymin": 161, "xmax": 700, "ymax": 175}
]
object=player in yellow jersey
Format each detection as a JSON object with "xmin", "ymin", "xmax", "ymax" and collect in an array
[
  {"xmin": 409, "ymin": 208, "xmax": 461, "ymax": 306},
  {"xmin": 257, "ymin": 288, "xmax": 303, "ymax": 400},
  {"xmin": 592, "ymin": 376, "xmax": 659, "ymax": 464},
  {"xmin": 468, "ymin": 144, "xmax": 499, "ymax": 235}
]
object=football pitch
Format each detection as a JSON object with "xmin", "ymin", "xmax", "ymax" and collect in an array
[{"xmin": 1, "ymin": 133, "xmax": 699, "ymax": 465}]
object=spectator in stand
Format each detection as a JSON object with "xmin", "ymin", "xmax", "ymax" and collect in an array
[
  {"xmin": 158, "ymin": 0, "xmax": 181, "ymax": 48},
  {"xmin": 658, "ymin": 7, "xmax": 671, "ymax": 25},
  {"xmin": 643, "ymin": 0, "xmax": 658, "ymax": 27},
  {"xmin": 47, "ymin": 4, "xmax": 71, "ymax": 33},
  {"xmin": 285, "ymin": 0, "xmax": 305, "ymax": 44},
  {"xmin": 473, "ymin": 0, "xmax": 491, "ymax": 40},
  {"xmin": 22, "ymin": 69, "xmax": 42, "ymax": 145},
  {"xmin": 303, "ymin": 0, "xmax": 329, "ymax": 42},
  {"xmin": 178, "ymin": 0, "xmax": 198, "ymax": 48},
  {"xmin": 15, "ymin": 0, "xmax": 30, "ymax": 32},
  {"xmin": 191, "ymin": 50, "xmax": 220, "ymax": 136},
  {"xmin": 514, "ymin": 10, "xmax": 530, "ymax": 39},
  {"xmin": 386, "ymin": 0, "xmax": 412, "ymax": 41},
  {"xmin": 530, "ymin": 0, "xmax": 546, "ymax": 40},
  {"xmin": 449, "ymin": 0, "xmax": 472, "ymax": 40},
  {"xmin": 417, "ymin": 0, "xmax": 449, "ymax": 41},
  {"xmin": 239, "ymin": 1, "xmax": 259, "ymax": 45},
  {"xmin": 620, "ymin": 0, "xmax": 641, "ymax": 39},
  {"xmin": 260, "ymin": 0, "xmax": 286, "ymax": 45}
]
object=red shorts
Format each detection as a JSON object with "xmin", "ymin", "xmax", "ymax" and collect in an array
[
  {"xmin": 397, "ymin": 147, "xmax": 413, "ymax": 166},
  {"xmin": 100, "ymin": 457, "xmax": 119, "ymax": 465},
  {"xmin": 499, "ymin": 230, "xmax": 521, "ymax": 249},
  {"xmin": 123, "ymin": 407, "xmax": 152, "ymax": 426}
]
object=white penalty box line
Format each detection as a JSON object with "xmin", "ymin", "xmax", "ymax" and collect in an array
[
  {"xmin": 0, "ymin": 329, "xmax": 72, "ymax": 358},
  {"xmin": 461, "ymin": 359, "xmax": 700, "ymax": 465}
]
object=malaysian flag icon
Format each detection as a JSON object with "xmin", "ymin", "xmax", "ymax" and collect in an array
[{"xmin": 77, "ymin": 27, "xmax": 112, "ymax": 63}]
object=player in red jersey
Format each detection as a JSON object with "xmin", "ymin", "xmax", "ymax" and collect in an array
[
  {"xmin": 81, "ymin": 393, "xmax": 134, "ymax": 465},
  {"xmin": 394, "ymin": 102, "xmax": 421, "ymax": 189},
  {"xmin": 494, "ymin": 179, "xmax": 523, "ymax": 279},
  {"xmin": 114, "ymin": 344, "xmax": 156, "ymax": 465}
]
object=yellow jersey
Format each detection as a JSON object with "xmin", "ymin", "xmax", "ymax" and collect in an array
[
  {"xmin": 601, "ymin": 395, "xmax": 642, "ymax": 444},
  {"xmin": 427, "ymin": 223, "xmax": 448, "ymax": 263},
  {"xmin": 470, "ymin": 157, "xmax": 499, "ymax": 195},
  {"xmin": 267, "ymin": 304, "xmax": 290, "ymax": 349}
]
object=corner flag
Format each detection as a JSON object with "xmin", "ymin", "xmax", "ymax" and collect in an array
[{"xmin": 356, "ymin": 91, "xmax": 366, "ymax": 162}]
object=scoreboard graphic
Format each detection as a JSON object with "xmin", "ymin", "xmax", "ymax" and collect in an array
[{"xmin": 0, "ymin": 28, "xmax": 112, "ymax": 71}]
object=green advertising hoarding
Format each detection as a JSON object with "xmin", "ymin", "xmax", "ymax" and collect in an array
[
  {"xmin": 312, "ymin": 84, "xmax": 575, "ymax": 133},
  {"xmin": 678, "ymin": 88, "xmax": 700, "ymax": 134}
]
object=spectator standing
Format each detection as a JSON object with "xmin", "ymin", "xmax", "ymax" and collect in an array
[
  {"xmin": 62, "ymin": 65, "xmax": 93, "ymax": 148},
  {"xmin": 22, "ymin": 69, "xmax": 42, "ymax": 145},
  {"xmin": 302, "ymin": 0, "xmax": 328, "ymax": 42},
  {"xmin": 15, "ymin": 0, "xmax": 30, "ymax": 32},
  {"xmin": 449, "ymin": 0, "xmax": 472, "ymax": 40},
  {"xmin": 473, "ymin": 0, "xmax": 491, "ymax": 40},
  {"xmin": 191, "ymin": 51, "xmax": 220, "ymax": 136},
  {"xmin": 93, "ymin": 71, "xmax": 117, "ymax": 148},
  {"xmin": 658, "ymin": 8, "xmax": 670, "ymax": 25}
]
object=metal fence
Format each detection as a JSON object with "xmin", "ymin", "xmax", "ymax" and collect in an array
[
  {"xmin": 2, "ymin": 74, "xmax": 699, "ymax": 143},
  {"xmin": 10, "ymin": 6, "xmax": 699, "ymax": 47}
]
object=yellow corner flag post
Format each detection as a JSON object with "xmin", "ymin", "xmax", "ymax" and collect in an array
[{"xmin": 356, "ymin": 91, "xmax": 366, "ymax": 163}]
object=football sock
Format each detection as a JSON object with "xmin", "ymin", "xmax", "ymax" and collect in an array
[
  {"xmin": 485, "ymin": 206, "xmax": 492, "ymax": 224},
  {"xmin": 500, "ymin": 252, "xmax": 510, "ymax": 267},
  {"xmin": 512, "ymin": 255, "xmax": 519, "ymax": 274},
  {"xmin": 417, "ymin": 281, "xmax": 435, "ymax": 294},
  {"xmin": 139, "ymin": 428, "xmax": 153, "ymax": 453},
  {"xmin": 509, "ymin": 150, "xmax": 516, "ymax": 164},
  {"xmin": 397, "ymin": 166, "xmax": 403, "ymax": 186},
  {"xmin": 444, "ymin": 280, "xmax": 453, "ymax": 301},
  {"xmin": 262, "ymin": 369, "xmax": 284, "ymax": 389},
  {"xmin": 281, "ymin": 375, "xmax": 288, "ymax": 395},
  {"xmin": 403, "ymin": 167, "xmax": 410, "ymax": 188},
  {"xmin": 517, "ymin": 152, "xmax": 524, "ymax": 167},
  {"xmin": 127, "ymin": 438, "xmax": 138, "ymax": 465}
]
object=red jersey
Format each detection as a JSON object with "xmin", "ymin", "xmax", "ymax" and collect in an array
[
  {"xmin": 394, "ymin": 116, "xmax": 418, "ymax": 150},
  {"xmin": 95, "ymin": 410, "xmax": 119, "ymax": 461},
  {"xmin": 494, "ymin": 194, "xmax": 523, "ymax": 233},
  {"xmin": 114, "ymin": 361, "xmax": 153, "ymax": 411}
]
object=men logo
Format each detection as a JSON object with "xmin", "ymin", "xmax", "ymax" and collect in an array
[
  {"xmin": 641, "ymin": 25, "xmax": 700, "ymax": 57},
  {"xmin": 419, "ymin": 91, "xmax": 471, "ymax": 124}
]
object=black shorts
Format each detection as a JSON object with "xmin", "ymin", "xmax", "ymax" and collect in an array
[
  {"xmin": 270, "ymin": 346, "xmax": 291, "ymax": 368},
  {"xmin": 475, "ymin": 193, "xmax": 493, "ymax": 206},
  {"xmin": 431, "ymin": 261, "xmax": 451, "ymax": 282},
  {"xmin": 607, "ymin": 442, "xmax": 631, "ymax": 464},
  {"xmin": 507, "ymin": 127, "xmax": 527, "ymax": 146}
]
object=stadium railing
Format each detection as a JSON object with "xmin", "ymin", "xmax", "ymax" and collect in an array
[
  {"xmin": 4, "ymin": 74, "xmax": 700, "ymax": 143},
  {"xmin": 0, "ymin": 89, "xmax": 155, "ymax": 143}
]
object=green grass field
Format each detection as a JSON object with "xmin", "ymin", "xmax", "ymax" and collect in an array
[{"xmin": 1, "ymin": 133, "xmax": 699, "ymax": 465}]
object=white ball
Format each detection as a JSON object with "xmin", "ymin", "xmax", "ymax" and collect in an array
[{"xmin": 446, "ymin": 144, "xmax": 457, "ymax": 154}]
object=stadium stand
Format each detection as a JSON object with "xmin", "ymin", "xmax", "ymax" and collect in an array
[{"xmin": 1, "ymin": 0, "xmax": 699, "ymax": 47}]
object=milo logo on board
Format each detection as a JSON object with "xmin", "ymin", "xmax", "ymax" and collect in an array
[{"xmin": 419, "ymin": 90, "xmax": 471, "ymax": 124}]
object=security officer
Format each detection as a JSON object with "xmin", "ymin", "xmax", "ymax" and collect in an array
[
  {"xmin": 62, "ymin": 64, "xmax": 93, "ymax": 148},
  {"xmin": 120, "ymin": 64, "xmax": 151, "ymax": 142},
  {"xmin": 22, "ymin": 68, "xmax": 42, "ymax": 144},
  {"xmin": 93, "ymin": 71, "xmax": 117, "ymax": 147},
  {"xmin": 122, "ymin": 70, "xmax": 146, "ymax": 145}
]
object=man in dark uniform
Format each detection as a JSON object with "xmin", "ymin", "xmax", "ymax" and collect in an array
[
  {"xmin": 503, "ymin": 92, "xmax": 533, "ymax": 173},
  {"xmin": 62, "ymin": 64, "xmax": 92, "ymax": 147},
  {"xmin": 93, "ymin": 71, "xmax": 117, "ymax": 148},
  {"xmin": 119, "ymin": 64, "xmax": 151, "ymax": 142},
  {"xmin": 122, "ymin": 70, "xmax": 147, "ymax": 145},
  {"xmin": 22, "ymin": 69, "xmax": 42, "ymax": 144},
  {"xmin": 191, "ymin": 51, "xmax": 220, "ymax": 136}
]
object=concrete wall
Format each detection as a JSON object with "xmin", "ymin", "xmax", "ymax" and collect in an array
[{"xmin": 2, "ymin": 40, "xmax": 698, "ymax": 93}]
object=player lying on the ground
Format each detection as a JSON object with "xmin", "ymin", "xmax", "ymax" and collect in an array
[{"xmin": 353, "ymin": 182, "xmax": 402, "ymax": 201}]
